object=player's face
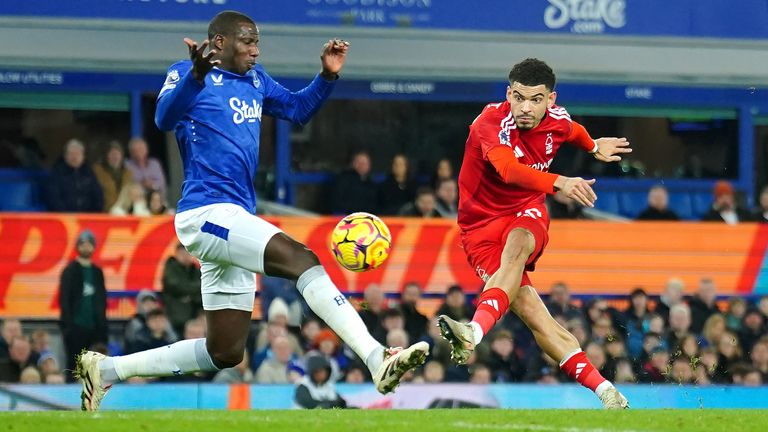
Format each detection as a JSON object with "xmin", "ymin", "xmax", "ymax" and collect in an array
[
  {"xmin": 507, "ymin": 82, "xmax": 556, "ymax": 130},
  {"xmin": 219, "ymin": 23, "xmax": 260, "ymax": 75}
]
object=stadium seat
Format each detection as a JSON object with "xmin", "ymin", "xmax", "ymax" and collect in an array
[
  {"xmin": 593, "ymin": 190, "xmax": 620, "ymax": 214},
  {"xmin": 0, "ymin": 181, "xmax": 45, "ymax": 211},
  {"xmin": 668, "ymin": 192, "xmax": 694, "ymax": 220},
  {"xmin": 692, "ymin": 192, "xmax": 714, "ymax": 219},
  {"xmin": 619, "ymin": 191, "xmax": 648, "ymax": 218}
]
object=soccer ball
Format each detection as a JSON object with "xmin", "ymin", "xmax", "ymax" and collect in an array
[{"xmin": 330, "ymin": 212, "xmax": 392, "ymax": 272}]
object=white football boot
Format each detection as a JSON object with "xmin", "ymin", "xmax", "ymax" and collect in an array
[{"xmin": 372, "ymin": 341, "xmax": 429, "ymax": 394}]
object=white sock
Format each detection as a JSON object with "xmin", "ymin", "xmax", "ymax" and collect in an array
[
  {"xmin": 106, "ymin": 338, "xmax": 218, "ymax": 380},
  {"xmin": 595, "ymin": 380, "xmax": 614, "ymax": 397},
  {"xmin": 297, "ymin": 266, "xmax": 384, "ymax": 373},
  {"xmin": 469, "ymin": 321, "xmax": 484, "ymax": 345}
]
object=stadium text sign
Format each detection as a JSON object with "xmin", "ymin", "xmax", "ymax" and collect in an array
[{"xmin": 0, "ymin": 214, "xmax": 765, "ymax": 319}]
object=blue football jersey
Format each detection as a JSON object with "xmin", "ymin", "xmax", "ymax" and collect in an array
[{"xmin": 155, "ymin": 60, "xmax": 336, "ymax": 214}]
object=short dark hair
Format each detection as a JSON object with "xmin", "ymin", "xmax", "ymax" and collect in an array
[
  {"xmin": 508, "ymin": 58, "xmax": 556, "ymax": 92},
  {"xmin": 415, "ymin": 186, "xmax": 435, "ymax": 198},
  {"xmin": 208, "ymin": 10, "xmax": 255, "ymax": 40}
]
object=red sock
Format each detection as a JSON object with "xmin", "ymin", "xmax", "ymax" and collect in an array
[
  {"xmin": 471, "ymin": 288, "xmax": 510, "ymax": 335},
  {"xmin": 559, "ymin": 350, "xmax": 607, "ymax": 392}
]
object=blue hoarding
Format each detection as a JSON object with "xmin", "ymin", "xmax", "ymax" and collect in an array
[{"xmin": 1, "ymin": 1, "xmax": 767, "ymax": 40}]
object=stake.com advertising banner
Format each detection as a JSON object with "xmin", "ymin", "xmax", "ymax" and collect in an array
[{"xmin": 0, "ymin": 213, "xmax": 766, "ymax": 319}]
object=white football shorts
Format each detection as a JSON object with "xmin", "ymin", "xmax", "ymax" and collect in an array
[{"xmin": 174, "ymin": 203, "xmax": 282, "ymax": 312}]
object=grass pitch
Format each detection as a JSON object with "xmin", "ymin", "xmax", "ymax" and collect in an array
[{"xmin": 2, "ymin": 409, "xmax": 765, "ymax": 432}]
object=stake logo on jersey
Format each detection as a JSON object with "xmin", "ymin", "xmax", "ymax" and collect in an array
[{"xmin": 229, "ymin": 98, "xmax": 263, "ymax": 124}]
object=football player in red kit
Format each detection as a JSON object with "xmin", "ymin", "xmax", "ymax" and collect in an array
[{"xmin": 438, "ymin": 58, "xmax": 631, "ymax": 408}]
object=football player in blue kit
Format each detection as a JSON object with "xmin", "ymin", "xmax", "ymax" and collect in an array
[{"xmin": 76, "ymin": 10, "xmax": 428, "ymax": 411}]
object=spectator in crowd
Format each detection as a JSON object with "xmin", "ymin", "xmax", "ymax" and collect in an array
[
  {"xmin": 739, "ymin": 308, "xmax": 766, "ymax": 354},
  {"xmin": 47, "ymin": 138, "xmax": 103, "ymax": 212},
  {"xmin": 299, "ymin": 317, "xmax": 322, "ymax": 353},
  {"xmin": 45, "ymin": 373, "xmax": 66, "ymax": 384},
  {"xmin": 295, "ymin": 355, "xmax": 347, "ymax": 409},
  {"xmin": 331, "ymin": 149, "xmax": 377, "ymax": 214},
  {"xmin": 668, "ymin": 358, "xmax": 694, "ymax": 384},
  {"xmin": 667, "ymin": 304, "xmax": 692, "ymax": 350},
  {"xmin": 377, "ymin": 154, "xmax": 416, "ymax": 215},
  {"xmin": 623, "ymin": 288, "xmax": 650, "ymax": 358},
  {"xmin": 110, "ymin": 183, "xmax": 150, "ymax": 216},
  {"xmin": 37, "ymin": 352, "xmax": 60, "ymax": 380},
  {"xmin": 701, "ymin": 314, "xmax": 727, "ymax": 348},
  {"xmin": 260, "ymin": 276, "xmax": 304, "ymax": 329},
  {"xmin": 0, "ymin": 319, "xmax": 22, "ymax": 359},
  {"xmin": 129, "ymin": 309, "xmax": 178, "ymax": 353},
  {"xmin": 147, "ymin": 188, "xmax": 173, "ymax": 215},
  {"xmin": 613, "ymin": 358, "xmax": 637, "ymax": 384},
  {"xmin": 547, "ymin": 193, "xmax": 585, "ymax": 220},
  {"xmin": 703, "ymin": 180, "xmax": 750, "ymax": 224},
  {"xmin": 688, "ymin": 277, "xmax": 721, "ymax": 334},
  {"xmin": 359, "ymin": 284, "xmax": 386, "ymax": 339},
  {"xmin": 603, "ymin": 336, "xmax": 628, "ymax": 381},
  {"xmin": 380, "ymin": 309, "xmax": 406, "ymax": 345},
  {"xmin": 546, "ymin": 282, "xmax": 583, "ymax": 323},
  {"xmin": 584, "ymin": 342, "xmax": 608, "ymax": 378},
  {"xmin": 92, "ymin": 140, "xmax": 134, "ymax": 212},
  {"xmin": 432, "ymin": 157, "xmax": 454, "ymax": 189},
  {"xmin": 742, "ymin": 368, "xmax": 763, "ymax": 386},
  {"xmin": 305, "ymin": 329, "xmax": 346, "ymax": 383},
  {"xmin": 486, "ymin": 330, "xmax": 523, "ymax": 382},
  {"xmin": 750, "ymin": 337, "xmax": 768, "ymax": 382},
  {"xmin": 58, "ymin": 229, "xmax": 107, "ymax": 381},
  {"xmin": 213, "ymin": 350, "xmax": 253, "ymax": 383},
  {"xmin": 400, "ymin": 282, "xmax": 428, "ymax": 344},
  {"xmin": 635, "ymin": 332, "xmax": 664, "ymax": 372},
  {"xmin": 398, "ymin": 186, "xmax": 440, "ymax": 218},
  {"xmin": 591, "ymin": 316, "xmax": 615, "ymax": 345},
  {"xmin": 30, "ymin": 330, "xmax": 51, "ymax": 358},
  {"xmin": 0, "ymin": 336, "xmax": 38, "ymax": 383},
  {"xmin": 640, "ymin": 346, "xmax": 670, "ymax": 383},
  {"xmin": 435, "ymin": 285, "xmax": 474, "ymax": 322},
  {"xmin": 255, "ymin": 299, "xmax": 303, "ymax": 354},
  {"xmin": 343, "ymin": 362, "xmax": 368, "ymax": 383},
  {"xmin": 125, "ymin": 290, "xmax": 177, "ymax": 352},
  {"xmin": 20, "ymin": 366, "xmax": 42, "ymax": 384},
  {"xmin": 751, "ymin": 185, "xmax": 768, "ymax": 223},
  {"xmin": 725, "ymin": 297, "xmax": 747, "ymax": 332},
  {"xmin": 523, "ymin": 350, "xmax": 567, "ymax": 383},
  {"xmin": 636, "ymin": 185, "xmax": 679, "ymax": 221},
  {"xmin": 758, "ymin": 296, "xmax": 768, "ymax": 319},
  {"xmin": 386, "ymin": 329, "xmax": 409, "ymax": 352},
  {"xmin": 126, "ymin": 137, "xmax": 167, "ymax": 199},
  {"xmin": 469, "ymin": 364, "xmax": 492, "ymax": 384},
  {"xmin": 255, "ymin": 335, "xmax": 296, "ymax": 384},
  {"xmin": 434, "ymin": 178, "xmax": 458, "ymax": 218},
  {"xmin": 674, "ymin": 333, "xmax": 700, "ymax": 362},
  {"xmin": 422, "ymin": 360, "xmax": 446, "ymax": 383},
  {"xmin": 162, "ymin": 243, "xmax": 202, "ymax": 336},
  {"xmin": 422, "ymin": 316, "xmax": 453, "ymax": 366},
  {"xmin": 655, "ymin": 277, "xmax": 685, "ymax": 324},
  {"xmin": 717, "ymin": 331, "xmax": 744, "ymax": 382}
]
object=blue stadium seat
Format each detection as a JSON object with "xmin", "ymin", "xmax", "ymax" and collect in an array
[
  {"xmin": 692, "ymin": 192, "xmax": 714, "ymax": 219},
  {"xmin": 619, "ymin": 191, "xmax": 648, "ymax": 218},
  {"xmin": 668, "ymin": 192, "xmax": 694, "ymax": 220},
  {"xmin": 0, "ymin": 181, "xmax": 44, "ymax": 211},
  {"xmin": 593, "ymin": 190, "xmax": 620, "ymax": 214}
]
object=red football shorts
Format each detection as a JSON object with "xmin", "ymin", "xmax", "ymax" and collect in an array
[{"xmin": 460, "ymin": 203, "xmax": 550, "ymax": 287}]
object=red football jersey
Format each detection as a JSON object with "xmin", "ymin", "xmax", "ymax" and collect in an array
[{"xmin": 458, "ymin": 101, "xmax": 574, "ymax": 232}]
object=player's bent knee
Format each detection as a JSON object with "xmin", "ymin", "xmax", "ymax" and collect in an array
[{"xmin": 209, "ymin": 347, "xmax": 244, "ymax": 369}]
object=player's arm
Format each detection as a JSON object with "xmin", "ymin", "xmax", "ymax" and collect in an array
[
  {"xmin": 155, "ymin": 39, "xmax": 219, "ymax": 131},
  {"xmin": 262, "ymin": 39, "xmax": 349, "ymax": 125},
  {"xmin": 568, "ymin": 121, "xmax": 632, "ymax": 163}
]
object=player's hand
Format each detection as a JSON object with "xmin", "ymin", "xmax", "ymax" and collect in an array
[
  {"xmin": 555, "ymin": 176, "xmax": 597, "ymax": 208},
  {"xmin": 184, "ymin": 38, "xmax": 220, "ymax": 83},
  {"xmin": 593, "ymin": 137, "xmax": 631, "ymax": 162},
  {"xmin": 320, "ymin": 39, "xmax": 350, "ymax": 80}
]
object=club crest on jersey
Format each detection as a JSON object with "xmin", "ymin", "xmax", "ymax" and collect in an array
[
  {"xmin": 248, "ymin": 70, "xmax": 261, "ymax": 88},
  {"xmin": 498, "ymin": 130, "xmax": 512, "ymax": 147},
  {"xmin": 545, "ymin": 133, "xmax": 554, "ymax": 155},
  {"xmin": 229, "ymin": 97, "xmax": 262, "ymax": 124}
]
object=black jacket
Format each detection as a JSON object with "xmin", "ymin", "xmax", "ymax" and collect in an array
[
  {"xmin": 58, "ymin": 260, "xmax": 108, "ymax": 341},
  {"xmin": 636, "ymin": 207, "xmax": 679, "ymax": 221},
  {"xmin": 47, "ymin": 159, "xmax": 104, "ymax": 212},
  {"xmin": 331, "ymin": 170, "xmax": 378, "ymax": 215}
]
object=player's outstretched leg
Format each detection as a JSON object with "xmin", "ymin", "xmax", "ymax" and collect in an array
[
  {"xmin": 263, "ymin": 233, "xmax": 428, "ymax": 394},
  {"xmin": 511, "ymin": 285, "xmax": 629, "ymax": 409},
  {"xmin": 77, "ymin": 308, "xmax": 251, "ymax": 411},
  {"xmin": 438, "ymin": 228, "xmax": 533, "ymax": 363}
]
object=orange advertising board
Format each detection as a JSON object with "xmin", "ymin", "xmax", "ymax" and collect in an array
[{"xmin": 0, "ymin": 213, "xmax": 766, "ymax": 319}]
